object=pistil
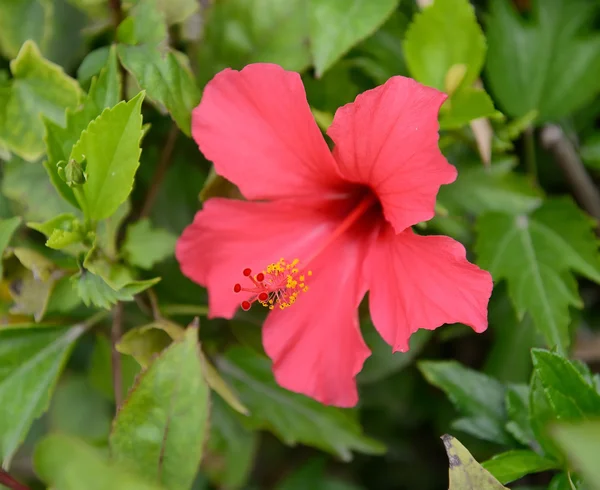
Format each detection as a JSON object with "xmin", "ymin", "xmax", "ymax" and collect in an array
[{"xmin": 233, "ymin": 192, "xmax": 377, "ymax": 311}]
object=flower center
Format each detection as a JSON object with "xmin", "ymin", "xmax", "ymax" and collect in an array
[
  {"xmin": 234, "ymin": 258, "xmax": 312, "ymax": 311},
  {"xmin": 233, "ymin": 192, "xmax": 378, "ymax": 312}
]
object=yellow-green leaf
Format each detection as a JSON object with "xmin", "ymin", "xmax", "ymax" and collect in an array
[
  {"xmin": 442, "ymin": 435, "xmax": 508, "ymax": 489},
  {"xmin": 0, "ymin": 217, "xmax": 21, "ymax": 280},
  {"xmin": 71, "ymin": 92, "xmax": 145, "ymax": 220},
  {"xmin": 0, "ymin": 324, "xmax": 87, "ymax": 467},
  {"xmin": 123, "ymin": 218, "xmax": 177, "ymax": 270},
  {"xmin": 34, "ymin": 434, "xmax": 162, "ymax": 490},
  {"xmin": 110, "ymin": 326, "xmax": 210, "ymax": 490},
  {"xmin": 0, "ymin": 41, "xmax": 82, "ymax": 161},
  {"xmin": 552, "ymin": 421, "xmax": 600, "ymax": 489}
]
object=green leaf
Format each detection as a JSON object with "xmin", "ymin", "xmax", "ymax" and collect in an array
[
  {"xmin": 0, "ymin": 0, "xmax": 87, "ymax": 71},
  {"xmin": 475, "ymin": 198, "xmax": 600, "ymax": 353},
  {"xmin": 34, "ymin": 434, "xmax": 162, "ymax": 490},
  {"xmin": 418, "ymin": 360, "xmax": 513, "ymax": 445},
  {"xmin": 2, "ymin": 157, "xmax": 77, "ymax": 221},
  {"xmin": 350, "ymin": 11, "xmax": 410, "ymax": 85},
  {"xmin": 311, "ymin": 108, "xmax": 334, "ymax": 132},
  {"xmin": 48, "ymin": 374, "xmax": 112, "ymax": 443},
  {"xmin": 482, "ymin": 450, "xmax": 558, "ymax": 484},
  {"xmin": 216, "ymin": 347, "xmax": 385, "ymax": 461},
  {"xmin": 27, "ymin": 212, "xmax": 76, "ymax": 237},
  {"xmin": 0, "ymin": 0, "xmax": 52, "ymax": 60},
  {"xmin": 197, "ymin": 0, "xmax": 311, "ymax": 86},
  {"xmin": 77, "ymin": 46, "xmax": 110, "ymax": 88},
  {"xmin": 442, "ymin": 435, "xmax": 508, "ymax": 489},
  {"xmin": 123, "ymin": 218, "xmax": 177, "ymax": 270},
  {"xmin": 203, "ymin": 354, "xmax": 249, "ymax": 416},
  {"xmin": 135, "ymin": 143, "xmax": 207, "ymax": 237},
  {"xmin": 12, "ymin": 246, "xmax": 55, "ymax": 281},
  {"xmin": 484, "ymin": 290, "xmax": 542, "ymax": 384},
  {"xmin": 9, "ymin": 269, "xmax": 56, "ymax": 321},
  {"xmin": 156, "ymin": 0, "xmax": 198, "ymax": 25},
  {"xmin": 198, "ymin": 167, "xmax": 243, "ymax": 202},
  {"xmin": 72, "ymin": 262, "xmax": 160, "ymax": 309},
  {"xmin": 71, "ymin": 92, "xmax": 145, "ymax": 220},
  {"xmin": 359, "ymin": 324, "xmax": 431, "ymax": 384},
  {"xmin": 505, "ymin": 384, "xmax": 536, "ymax": 446},
  {"xmin": 531, "ymin": 349, "xmax": 600, "ymax": 416},
  {"xmin": 581, "ymin": 133, "xmax": 600, "ymax": 170},
  {"xmin": 485, "ymin": 0, "xmax": 600, "ymax": 121},
  {"xmin": 27, "ymin": 213, "xmax": 84, "ymax": 252},
  {"xmin": 0, "ymin": 217, "xmax": 21, "ymax": 280},
  {"xmin": 203, "ymin": 396, "xmax": 258, "ymax": 490},
  {"xmin": 0, "ymin": 324, "xmax": 86, "ymax": 467},
  {"xmin": 46, "ymin": 275, "xmax": 82, "ymax": 314},
  {"xmin": 115, "ymin": 0, "xmax": 199, "ymax": 134},
  {"xmin": 0, "ymin": 41, "xmax": 82, "ymax": 161},
  {"xmin": 438, "ymin": 158, "xmax": 541, "ymax": 217},
  {"xmin": 117, "ymin": 46, "xmax": 199, "ymax": 136},
  {"xmin": 96, "ymin": 200, "xmax": 131, "ymax": 260},
  {"xmin": 88, "ymin": 334, "xmax": 141, "ymax": 403},
  {"xmin": 83, "ymin": 251, "xmax": 148, "ymax": 290},
  {"xmin": 116, "ymin": 320, "xmax": 180, "ymax": 368},
  {"xmin": 46, "ymin": 228, "xmax": 83, "ymax": 250},
  {"xmin": 275, "ymin": 457, "xmax": 364, "ymax": 490},
  {"xmin": 44, "ymin": 45, "xmax": 122, "ymax": 210},
  {"xmin": 529, "ymin": 373, "xmax": 564, "ymax": 460},
  {"xmin": 118, "ymin": 0, "xmax": 167, "ymax": 45},
  {"xmin": 110, "ymin": 326, "xmax": 210, "ymax": 490},
  {"xmin": 404, "ymin": 0, "xmax": 485, "ymax": 92},
  {"xmin": 75, "ymin": 271, "xmax": 159, "ymax": 309},
  {"xmin": 439, "ymin": 87, "xmax": 501, "ymax": 130},
  {"xmin": 308, "ymin": 0, "xmax": 398, "ymax": 77},
  {"xmin": 117, "ymin": 319, "xmax": 248, "ymax": 415},
  {"xmin": 549, "ymin": 472, "xmax": 585, "ymax": 490},
  {"xmin": 87, "ymin": 44, "xmax": 122, "ymax": 114},
  {"xmin": 552, "ymin": 421, "xmax": 600, "ymax": 490}
]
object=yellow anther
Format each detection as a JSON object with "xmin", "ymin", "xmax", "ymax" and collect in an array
[{"xmin": 250, "ymin": 258, "xmax": 311, "ymax": 312}]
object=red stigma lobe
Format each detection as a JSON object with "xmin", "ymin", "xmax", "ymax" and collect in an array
[{"xmin": 233, "ymin": 258, "xmax": 312, "ymax": 312}]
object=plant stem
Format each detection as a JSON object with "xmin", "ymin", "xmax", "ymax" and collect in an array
[
  {"xmin": 0, "ymin": 469, "xmax": 31, "ymax": 490},
  {"xmin": 108, "ymin": 0, "xmax": 128, "ymax": 101},
  {"xmin": 523, "ymin": 125, "xmax": 537, "ymax": 186},
  {"xmin": 139, "ymin": 124, "xmax": 179, "ymax": 219},
  {"xmin": 83, "ymin": 310, "xmax": 110, "ymax": 330},
  {"xmin": 567, "ymin": 472, "xmax": 577, "ymax": 490},
  {"xmin": 147, "ymin": 289, "xmax": 163, "ymax": 320},
  {"xmin": 109, "ymin": 0, "xmax": 123, "ymax": 27},
  {"xmin": 111, "ymin": 302, "xmax": 124, "ymax": 411},
  {"xmin": 541, "ymin": 124, "xmax": 600, "ymax": 222},
  {"xmin": 161, "ymin": 304, "xmax": 209, "ymax": 317}
]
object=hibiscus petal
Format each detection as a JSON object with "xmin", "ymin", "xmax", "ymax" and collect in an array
[
  {"xmin": 368, "ymin": 226, "xmax": 492, "ymax": 352},
  {"xmin": 192, "ymin": 63, "xmax": 344, "ymax": 201},
  {"xmin": 263, "ymin": 233, "xmax": 372, "ymax": 408},
  {"xmin": 327, "ymin": 76, "xmax": 457, "ymax": 233},
  {"xmin": 175, "ymin": 197, "xmax": 348, "ymax": 319}
]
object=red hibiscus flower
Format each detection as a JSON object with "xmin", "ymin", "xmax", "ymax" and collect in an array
[{"xmin": 176, "ymin": 63, "xmax": 493, "ymax": 408}]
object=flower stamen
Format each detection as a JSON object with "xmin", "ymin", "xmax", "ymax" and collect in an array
[{"xmin": 234, "ymin": 258, "xmax": 311, "ymax": 311}]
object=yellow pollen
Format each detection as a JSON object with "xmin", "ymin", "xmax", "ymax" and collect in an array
[{"xmin": 253, "ymin": 257, "xmax": 311, "ymax": 311}]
